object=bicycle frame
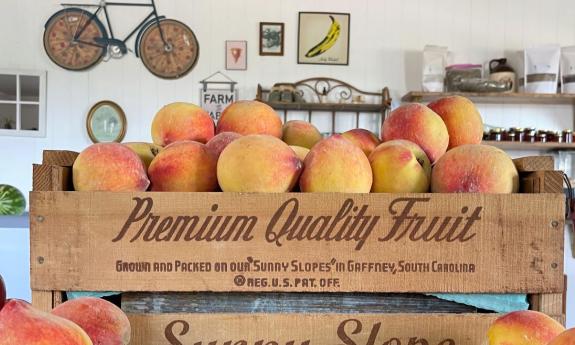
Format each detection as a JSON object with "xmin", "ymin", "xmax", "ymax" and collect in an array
[{"xmin": 61, "ymin": 0, "xmax": 167, "ymax": 49}]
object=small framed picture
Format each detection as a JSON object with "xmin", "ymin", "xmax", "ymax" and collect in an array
[
  {"xmin": 86, "ymin": 100, "xmax": 126, "ymax": 143},
  {"xmin": 298, "ymin": 12, "xmax": 350, "ymax": 65},
  {"xmin": 259, "ymin": 22, "xmax": 284, "ymax": 56},
  {"xmin": 225, "ymin": 40, "xmax": 248, "ymax": 70}
]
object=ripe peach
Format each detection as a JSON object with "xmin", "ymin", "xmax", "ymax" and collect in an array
[
  {"xmin": 148, "ymin": 141, "xmax": 218, "ymax": 192},
  {"xmin": 428, "ymin": 96, "xmax": 483, "ymax": 149},
  {"xmin": 290, "ymin": 145, "xmax": 310, "ymax": 162},
  {"xmin": 151, "ymin": 102, "xmax": 215, "ymax": 146},
  {"xmin": 282, "ymin": 120, "xmax": 322, "ymax": 149},
  {"xmin": 216, "ymin": 100, "xmax": 282, "ymax": 138},
  {"xmin": 206, "ymin": 132, "xmax": 242, "ymax": 159},
  {"xmin": 381, "ymin": 103, "xmax": 449, "ymax": 163},
  {"xmin": 0, "ymin": 299, "xmax": 92, "ymax": 345},
  {"xmin": 300, "ymin": 135, "xmax": 372, "ymax": 193},
  {"xmin": 342, "ymin": 128, "xmax": 381, "ymax": 156},
  {"xmin": 548, "ymin": 328, "xmax": 575, "ymax": 345},
  {"xmin": 217, "ymin": 135, "xmax": 302, "ymax": 192},
  {"xmin": 123, "ymin": 142, "xmax": 163, "ymax": 170},
  {"xmin": 73, "ymin": 143, "xmax": 150, "ymax": 192},
  {"xmin": 431, "ymin": 144, "xmax": 519, "ymax": 193},
  {"xmin": 487, "ymin": 310, "xmax": 565, "ymax": 345},
  {"xmin": 52, "ymin": 297, "xmax": 131, "ymax": 345},
  {"xmin": 369, "ymin": 140, "xmax": 431, "ymax": 193}
]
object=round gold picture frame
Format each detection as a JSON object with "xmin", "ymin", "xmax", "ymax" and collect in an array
[{"xmin": 86, "ymin": 100, "xmax": 126, "ymax": 143}]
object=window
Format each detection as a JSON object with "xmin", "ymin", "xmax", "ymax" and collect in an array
[{"xmin": 0, "ymin": 70, "xmax": 46, "ymax": 137}]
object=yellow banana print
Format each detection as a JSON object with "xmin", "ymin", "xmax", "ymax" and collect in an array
[{"xmin": 305, "ymin": 15, "xmax": 341, "ymax": 58}]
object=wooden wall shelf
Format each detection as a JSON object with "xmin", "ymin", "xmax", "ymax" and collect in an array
[
  {"xmin": 402, "ymin": 91, "xmax": 575, "ymax": 105},
  {"xmin": 484, "ymin": 141, "xmax": 575, "ymax": 151}
]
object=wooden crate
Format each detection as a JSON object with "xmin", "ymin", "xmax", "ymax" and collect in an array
[{"xmin": 30, "ymin": 152, "xmax": 566, "ymax": 344}]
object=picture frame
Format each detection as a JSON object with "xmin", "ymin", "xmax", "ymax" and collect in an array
[
  {"xmin": 297, "ymin": 12, "xmax": 350, "ymax": 65},
  {"xmin": 225, "ymin": 40, "xmax": 248, "ymax": 70},
  {"xmin": 86, "ymin": 100, "xmax": 126, "ymax": 143},
  {"xmin": 259, "ymin": 22, "xmax": 284, "ymax": 56}
]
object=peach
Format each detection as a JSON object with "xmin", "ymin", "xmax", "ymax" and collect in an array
[
  {"xmin": 206, "ymin": 132, "xmax": 242, "ymax": 158},
  {"xmin": 487, "ymin": 310, "xmax": 565, "ymax": 345},
  {"xmin": 431, "ymin": 144, "xmax": 519, "ymax": 193},
  {"xmin": 300, "ymin": 135, "xmax": 372, "ymax": 193},
  {"xmin": 290, "ymin": 145, "xmax": 310, "ymax": 162},
  {"xmin": 217, "ymin": 135, "xmax": 302, "ymax": 192},
  {"xmin": 381, "ymin": 103, "xmax": 449, "ymax": 163},
  {"xmin": 123, "ymin": 142, "xmax": 163, "ymax": 170},
  {"xmin": 73, "ymin": 143, "xmax": 150, "ymax": 192},
  {"xmin": 148, "ymin": 141, "xmax": 218, "ymax": 192},
  {"xmin": 548, "ymin": 328, "xmax": 575, "ymax": 345},
  {"xmin": 428, "ymin": 96, "xmax": 483, "ymax": 149},
  {"xmin": 342, "ymin": 128, "xmax": 381, "ymax": 156},
  {"xmin": 0, "ymin": 299, "xmax": 92, "ymax": 345},
  {"xmin": 52, "ymin": 297, "xmax": 130, "ymax": 345},
  {"xmin": 282, "ymin": 120, "xmax": 323, "ymax": 149},
  {"xmin": 369, "ymin": 140, "xmax": 431, "ymax": 193},
  {"xmin": 216, "ymin": 100, "xmax": 282, "ymax": 138},
  {"xmin": 151, "ymin": 102, "xmax": 215, "ymax": 146}
]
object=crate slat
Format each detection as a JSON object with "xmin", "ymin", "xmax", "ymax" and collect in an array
[
  {"xmin": 127, "ymin": 313, "xmax": 498, "ymax": 345},
  {"xmin": 121, "ymin": 292, "xmax": 481, "ymax": 314},
  {"xmin": 30, "ymin": 192, "xmax": 564, "ymax": 293}
]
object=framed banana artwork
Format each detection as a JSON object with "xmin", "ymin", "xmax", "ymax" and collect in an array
[{"xmin": 297, "ymin": 12, "xmax": 350, "ymax": 65}]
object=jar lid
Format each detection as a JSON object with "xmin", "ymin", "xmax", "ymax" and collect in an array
[{"xmin": 563, "ymin": 129, "xmax": 573, "ymax": 133}]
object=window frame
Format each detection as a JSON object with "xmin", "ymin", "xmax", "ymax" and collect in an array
[{"xmin": 0, "ymin": 69, "xmax": 46, "ymax": 137}]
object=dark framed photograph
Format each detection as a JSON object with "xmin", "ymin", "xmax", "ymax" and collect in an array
[
  {"xmin": 86, "ymin": 100, "xmax": 126, "ymax": 143},
  {"xmin": 297, "ymin": 12, "xmax": 350, "ymax": 65},
  {"xmin": 225, "ymin": 40, "xmax": 248, "ymax": 70},
  {"xmin": 259, "ymin": 22, "xmax": 284, "ymax": 56}
]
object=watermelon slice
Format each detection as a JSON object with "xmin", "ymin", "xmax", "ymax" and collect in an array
[{"xmin": 0, "ymin": 184, "xmax": 26, "ymax": 215}]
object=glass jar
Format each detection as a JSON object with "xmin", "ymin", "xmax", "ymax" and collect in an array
[
  {"xmin": 563, "ymin": 129, "xmax": 573, "ymax": 143},
  {"xmin": 507, "ymin": 131, "xmax": 516, "ymax": 142},
  {"xmin": 547, "ymin": 130, "xmax": 557, "ymax": 142},
  {"xmin": 525, "ymin": 129, "xmax": 536, "ymax": 143},
  {"xmin": 511, "ymin": 127, "xmax": 524, "ymax": 142},
  {"xmin": 489, "ymin": 128, "xmax": 502, "ymax": 141},
  {"xmin": 537, "ymin": 132, "xmax": 547, "ymax": 143}
]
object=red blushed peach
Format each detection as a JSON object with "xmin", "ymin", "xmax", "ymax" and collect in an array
[
  {"xmin": 216, "ymin": 100, "xmax": 282, "ymax": 138},
  {"xmin": 381, "ymin": 103, "xmax": 449, "ymax": 163},
  {"xmin": 282, "ymin": 120, "xmax": 323, "ymax": 149},
  {"xmin": 548, "ymin": 328, "xmax": 575, "ymax": 345},
  {"xmin": 342, "ymin": 128, "xmax": 381, "ymax": 156},
  {"xmin": 431, "ymin": 144, "xmax": 519, "ymax": 193},
  {"xmin": 487, "ymin": 310, "xmax": 565, "ymax": 345},
  {"xmin": 52, "ymin": 297, "xmax": 130, "ymax": 345},
  {"xmin": 369, "ymin": 140, "xmax": 431, "ymax": 193},
  {"xmin": 300, "ymin": 135, "xmax": 372, "ymax": 193},
  {"xmin": 0, "ymin": 299, "xmax": 92, "ymax": 345},
  {"xmin": 73, "ymin": 143, "xmax": 150, "ymax": 192},
  {"xmin": 151, "ymin": 102, "xmax": 215, "ymax": 146},
  {"xmin": 148, "ymin": 141, "xmax": 218, "ymax": 192},
  {"xmin": 428, "ymin": 96, "xmax": 483, "ymax": 149},
  {"xmin": 206, "ymin": 132, "xmax": 242, "ymax": 158},
  {"xmin": 217, "ymin": 135, "xmax": 302, "ymax": 192}
]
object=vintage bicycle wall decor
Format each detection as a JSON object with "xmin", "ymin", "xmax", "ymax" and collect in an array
[{"xmin": 43, "ymin": 0, "xmax": 199, "ymax": 79}]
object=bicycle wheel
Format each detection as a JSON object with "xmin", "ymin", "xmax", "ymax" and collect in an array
[
  {"xmin": 43, "ymin": 8, "xmax": 107, "ymax": 71},
  {"xmin": 139, "ymin": 19, "xmax": 199, "ymax": 79}
]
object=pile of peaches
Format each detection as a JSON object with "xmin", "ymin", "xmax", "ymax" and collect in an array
[
  {"xmin": 73, "ymin": 96, "xmax": 519, "ymax": 194},
  {"xmin": 0, "ymin": 274, "xmax": 130, "ymax": 345}
]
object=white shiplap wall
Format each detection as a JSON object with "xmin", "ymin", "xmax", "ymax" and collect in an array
[{"xmin": 0, "ymin": 0, "xmax": 574, "ymax": 325}]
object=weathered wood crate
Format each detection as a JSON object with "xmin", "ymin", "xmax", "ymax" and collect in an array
[{"xmin": 30, "ymin": 151, "xmax": 567, "ymax": 345}]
